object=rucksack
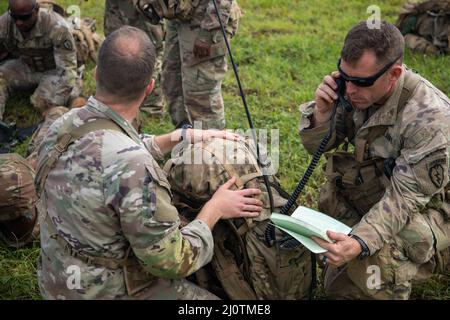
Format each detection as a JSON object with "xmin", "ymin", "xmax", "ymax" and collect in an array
[
  {"xmin": 164, "ymin": 138, "xmax": 312, "ymax": 300},
  {"xmin": 37, "ymin": 0, "xmax": 104, "ymax": 66}
]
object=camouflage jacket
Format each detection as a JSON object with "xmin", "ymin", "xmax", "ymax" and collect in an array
[
  {"xmin": 0, "ymin": 8, "xmax": 78, "ymax": 85},
  {"xmin": 134, "ymin": 0, "xmax": 241, "ymax": 37},
  {"xmin": 37, "ymin": 97, "xmax": 214, "ymax": 299},
  {"xmin": 298, "ymin": 68, "xmax": 450, "ymax": 255}
]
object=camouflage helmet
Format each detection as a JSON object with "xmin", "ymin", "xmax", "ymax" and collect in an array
[
  {"xmin": 164, "ymin": 138, "xmax": 312, "ymax": 300},
  {"xmin": 0, "ymin": 154, "xmax": 38, "ymax": 248},
  {"xmin": 164, "ymin": 137, "xmax": 288, "ymax": 222}
]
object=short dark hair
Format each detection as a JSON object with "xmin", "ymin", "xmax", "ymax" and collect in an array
[
  {"xmin": 9, "ymin": 0, "xmax": 37, "ymax": 10},
  {"xmin": 341, "ymin": 21, "xmax": 405, "ymax": 66},
  {"xmin": 97, "ymin": 26, "xmax": 156, "ymax": 102}
]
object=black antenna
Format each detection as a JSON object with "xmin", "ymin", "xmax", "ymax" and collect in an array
[{"xmin": 211, "ymin": 0, "xmax": 275, "ymax": 214}]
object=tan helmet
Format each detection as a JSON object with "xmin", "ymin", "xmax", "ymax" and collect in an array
[
  {"xmin": 164, "ymin": 138, "xmax": 312, "ymax": 300},
  {"xmin": 164, "ymin": 137, "xmax": 288, "ymax": 222},
  {"xmin": 0, "ymin": 154, "xmax": 38, "ymax": 248}
]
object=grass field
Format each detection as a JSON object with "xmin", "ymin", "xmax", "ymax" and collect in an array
[{"xmin": 1, "ymin": 0, "xmax": 449, "ymax": 300}]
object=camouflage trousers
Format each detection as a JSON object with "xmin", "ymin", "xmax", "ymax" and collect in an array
[
  {"xmin": 130, "ymin": 279, "xmax": 219, "ymax": 300},
  {"xmin": 162, "ymin": 20, "xmax": 228, "ymax": 130},
  {"xmin": 104, "ymin": 0, "xmax": 165, "ymax": 115},
  {"xmin": 318, "ymin": 180, "xmax": 450, "ymax": 300},
  {"xmin": 404, "ymin": 33, "xmax": 446, "ymax": 55},
  {"xmin": 0, "ymin": 59, "xmax": 80, "ymax": 120},
  {"xmin": 38, "ymin": 247, "xmax": 219, "ymax": 300},
  {"xmin": 245, "ymin": 221, "xmax": 312, "ymax": 299}
]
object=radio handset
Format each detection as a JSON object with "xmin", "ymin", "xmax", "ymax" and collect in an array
[{"xmin": 335, "ymin": 77, "xmax": 353, "ymax": 113}]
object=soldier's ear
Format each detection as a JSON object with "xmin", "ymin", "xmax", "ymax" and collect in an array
[
  {"xmin": 144, "ymin": 78, "xmax": 155, "ymax": 97},
  {"xmin": 93, "ymin": 66, "xmax": 98, "ymax": 81},
  {"xmin": 389, "ymin": 64, "xmax": 403, "ymax": 82}
]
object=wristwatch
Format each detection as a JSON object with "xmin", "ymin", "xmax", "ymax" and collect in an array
[
  {"xmin": 351, "ymin": 234, "xmax": 370, "ymax": 260},
  {"xmin": 180, "ymin": 124, "xmax": 193, "ymax": 142}
]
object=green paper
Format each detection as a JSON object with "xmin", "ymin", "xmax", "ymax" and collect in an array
[{"xmin": 270, "ymin": 206, "xmax": 352, "ymax": 253}]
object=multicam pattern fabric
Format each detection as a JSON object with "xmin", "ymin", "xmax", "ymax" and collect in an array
[
  {"xmin": 298, "ymin": 68, "xmax": 450, "ymax": 299},
  {"xmin": 36, "ymin": 96, "xmax": 217, "ymax": 299},
  {"xmin": 0, "ymin": 8, "xmax": 80, "ymax": 118}
]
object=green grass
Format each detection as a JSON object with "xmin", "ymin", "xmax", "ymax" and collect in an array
[{"xmin": 1, "ymin": 0, "xmax": 449, "ymax": 300}]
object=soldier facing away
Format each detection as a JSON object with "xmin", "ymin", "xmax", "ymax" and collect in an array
[
  {"xmin": 298, "ymin": 21, "xmax": 450, "ymax": 299},
  {"xmin": 104, "ymin": 0, "xmax": 165, "ymax": 116},
  {"xmin": 396, "ymin": 0, "xmax": 450, "ymax": 55},
  {"xmin": 134, "ymin": 0, "xmax": 242, "ymax": 129},
  {"xmin": 35, "ymin": 26, "xmax": 264, "ymax": 300},
  {"xmin": 0, "ymin": 0, "xmax": 81, "ymax": 120}
]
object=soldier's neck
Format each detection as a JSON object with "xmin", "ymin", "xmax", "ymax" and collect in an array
[{"xmin": 94, "ymin": 94, "xmax": 140, "ymax": 123}]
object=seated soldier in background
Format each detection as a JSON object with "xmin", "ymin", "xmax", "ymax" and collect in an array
[
  {"xmin": 396, "ymin": 0, "xmax": 450, "ymax": 55},
  {"xmin": 0, "ymin": 0, "xmax": 81, "ymax": 120},
  {"xmin": 164, "ymin": 137, "xmax": 312, "ymax": 300}
]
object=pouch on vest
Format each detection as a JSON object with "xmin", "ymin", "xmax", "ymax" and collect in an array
[{"xmin": 324, "ymin": 151, "xmax": 391, "ymax": 217}]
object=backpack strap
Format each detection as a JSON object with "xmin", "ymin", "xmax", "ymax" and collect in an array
[{"xmin": 36, "ymin": 118, "xmax": 156, "ymax": 293}]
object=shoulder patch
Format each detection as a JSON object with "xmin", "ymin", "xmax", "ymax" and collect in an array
[
  {"xmin": 429, "ymin": 159, "xmax": 446, "ymax": 188},
  {"xmin": 411, "ymin": 151, "xmax": 449, "ymax": 195}
]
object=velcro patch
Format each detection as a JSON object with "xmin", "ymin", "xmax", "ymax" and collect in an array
[
  {"xmin": 412, "ymin": 151, "xmax": 449, "ymax": 195},
  {"xmin": 428, "ymin": 158, "xmax": 446, "ymax": 188}
]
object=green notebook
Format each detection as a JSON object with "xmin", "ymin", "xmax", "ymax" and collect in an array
[{"xmin": 270, "ymin": 206, "xmax": 352, "ymax": 253}]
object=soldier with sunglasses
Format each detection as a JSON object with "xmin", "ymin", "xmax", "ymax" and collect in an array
[
  {"xmin": 298, "ymin": 21, "xmax": 450, "ymax": 299},
  {"xmin": 0, "ymin": 0, "xmax": 81, "ymax": 120}
]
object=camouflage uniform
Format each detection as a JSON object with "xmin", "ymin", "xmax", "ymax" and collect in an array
[
  {"xmin": 0, "ymin": 106, "xmax": 69, "ymax": 249},
  {"xmin": 160, "ymin": 0, "xmax": 241, "ymax": 129},
  {"xmin": 36, "ymin": 96, "xmax": 218, "ymax": 299},
  {"xmin": 396, "ymin": 0, "xmax": 450, "ymax": 55},
  {"xmin": 27, "ymin": 106, "xmax": 70, "ymax": 169},
  {"xmin": 164, "ymin": 138, "xmax": 312, "ymax": 300},
  {"xmin": 0, "ymin": 8, "xmax": 81, "ymax": 120},
  {"xmin": 0, "ymin": 153, "xmax": 38, "ymax": 248},
  {"xmin": 298, "ymin": 68, "xmax": 450, "ymax": 299},
  {"xmin": 104, "ymin": 0, "xmax": 165, "ymax": 115}
]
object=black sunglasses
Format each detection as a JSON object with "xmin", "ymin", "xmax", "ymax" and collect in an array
[
  {"xmin": 337, "ymin": 55, "xmax": 402, "ymax": 87},
  {"xmin": 8, "ymin": 3, "xmax": 37, "ymax": 22}
]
